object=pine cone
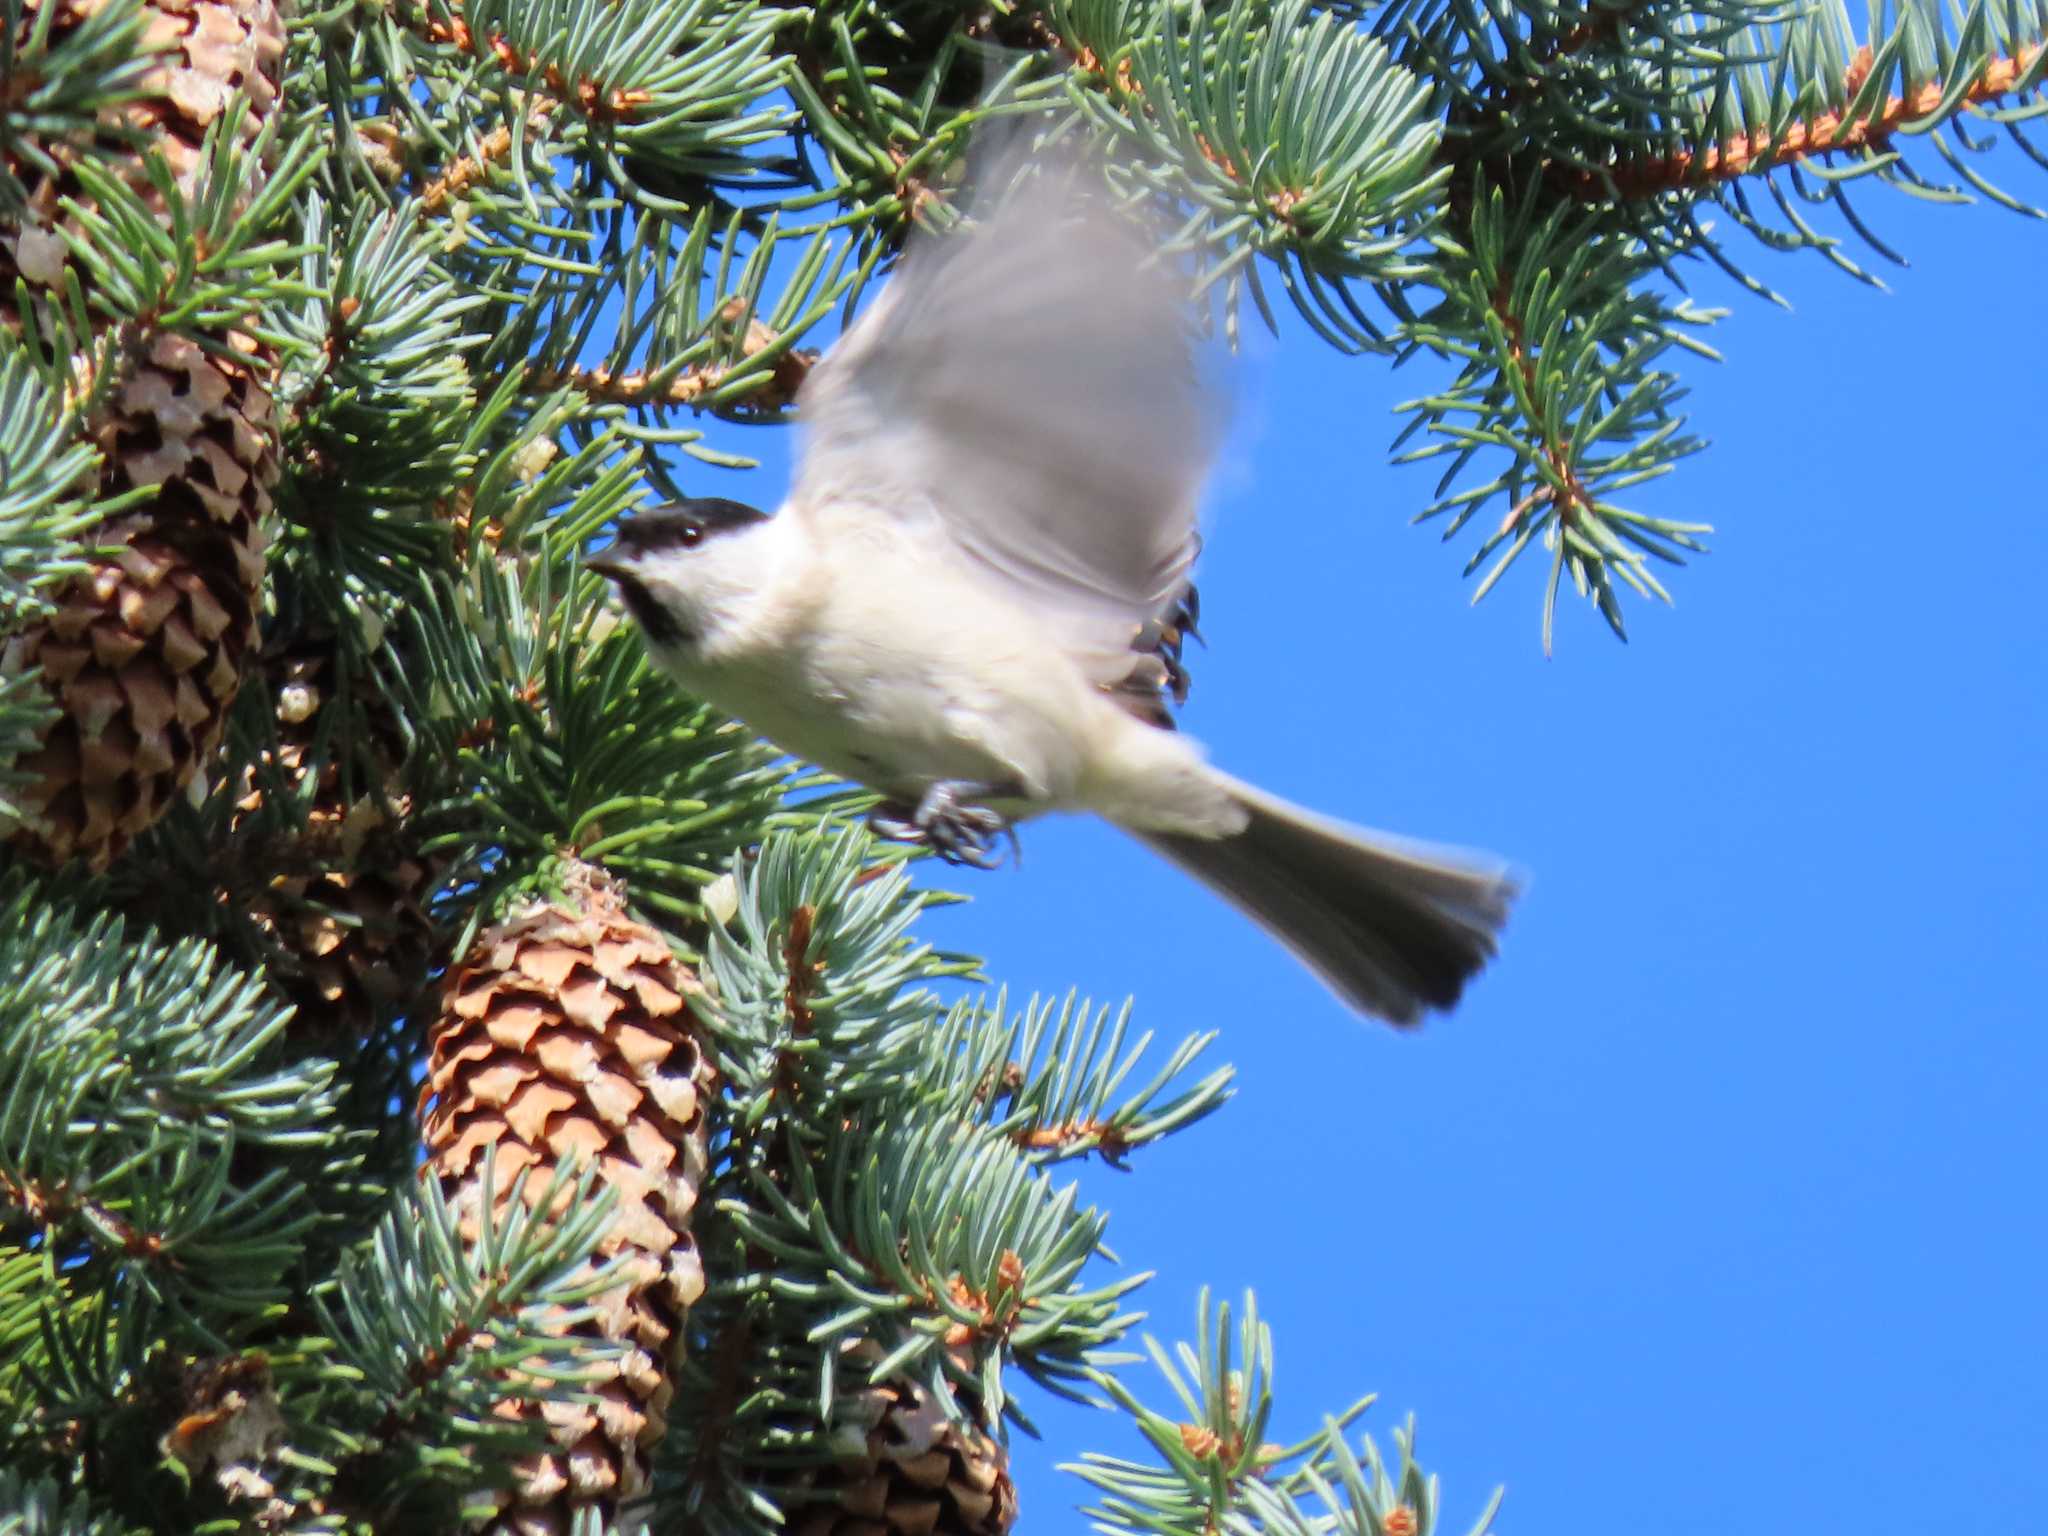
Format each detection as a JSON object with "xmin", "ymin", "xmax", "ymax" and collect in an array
[
  {"xmin": 91, "ymin": 617, "xmax": 443, "ymax": 1042},
  {"xmin": 1, "ymin": 0, "xmax": 284, "ymax": 870},
  {"xmin": 1, "ymin": 0, "xmax": 282, "ymax": 240},
  {"xmin": 234, "ymin": 633, "xmax": 437, "ymax": 1036},
  {"xmin": 422, "ymin": 868, "xmax": 715, "ymax": 1534},
  {"xmin": 795, "ymin": 1344, "xmax": 1017, "ymax": 1536}
]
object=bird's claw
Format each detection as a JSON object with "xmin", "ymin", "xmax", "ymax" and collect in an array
[
  {"xmin": 1159, "ymin": 647, "xmax": 1192, "ymax": 707},
  {"xmin": 868, "ymin": 782, "xmax": 1019, "ymax": 869}
]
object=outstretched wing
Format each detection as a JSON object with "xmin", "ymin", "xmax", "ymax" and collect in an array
[{"xmin": 791, "ymin": 143, "xmax": 1223, "ymax": 700}]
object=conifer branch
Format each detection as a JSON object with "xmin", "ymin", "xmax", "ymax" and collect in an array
[
  {"xmin": 1073, "ymin": 1291, "xmax": 1497, "ymax": 1536},
  {"xmin": 940, "ymin": 1254, "xmax": 1030, "ymax": 1355},
  {"xmin": 680, "ymin": 1310, "xmax": 754, "ymax": 1503},
  {"xmin": 411, "ymin": 4, "xmax": 653, "ymax": 122},
  {"xmin": 506, "ymin": 299, "xmax": 818, "ymax": 413},
  {"xmin": 0, "ymin": 1170, "xmax": 173, "ymax": 1268},
  {"xmin": 780, "ymin": 900, "xmax": 820, "ymax": 1034},
  {"xmin": 1011, "ymin": 1118, "xmax": 1136, "ymax": 1161},
  {"xmin": 521, "ymin": 347, "xmax": 814, "ymax": 413},
  {"xmin": 1438, "ymin": 0, "xmax": 1656, "ymax": 140},
  {"xmin": 1582, "ymin": 41, "xmax": 2048, "ymax": 197},
  {"xmin": 0, "ymin": 1470, "xmax": 118, "ymax": 1536},
  {"xmin": 356, "ymin": 1311, "xmax": 496, "ymax": 1454},
  {"xmin": 416, "ymin": 103, "xmax": 553, "ymax": 214},
  {"xmin": 1486, "ymin": 266, "xmax": 1593, "ymax": 536}
]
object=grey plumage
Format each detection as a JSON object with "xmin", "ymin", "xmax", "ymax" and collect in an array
[
  {"xmin": 792, "ymin": 151, "xmax": 1220, "ymax": 692},
  {"xmin": 1136, "ymin": 778, "xmax": 1516, "ymax": 1026}
]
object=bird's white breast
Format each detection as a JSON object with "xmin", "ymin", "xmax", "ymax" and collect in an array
[{"xmin": 664, "ymin": 498, "xmax": 1100, "ymax": 811}]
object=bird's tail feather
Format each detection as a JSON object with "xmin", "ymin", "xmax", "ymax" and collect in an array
[{"xmin": 1131, "ymin": 777, "xmax": 1517, "ymax": 1026}]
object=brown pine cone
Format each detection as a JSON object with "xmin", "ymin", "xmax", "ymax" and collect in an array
[
  {"xmin": 793, "ymin": 1343, "xmax": 1017, "ymax": 1536},
  {"xmin": 422, "ymin": 867, "xmax": 715, "ymax": 1534},
  {"xmin": 1, "ymin": 0, "xmax": 285, "ymax": 870}
]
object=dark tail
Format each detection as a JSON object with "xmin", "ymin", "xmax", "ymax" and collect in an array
[{"xmin": 1132, "ymin": 779, "xmax": 1518, "ymax": 1026}]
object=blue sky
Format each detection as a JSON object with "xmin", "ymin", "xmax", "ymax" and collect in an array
[{"xmin": 700, "ymin": 156, "xmax": 2045, "ymax": 1532}]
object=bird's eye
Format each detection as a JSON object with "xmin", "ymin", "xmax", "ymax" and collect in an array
[{"xmin": 677, "ymin": 523, "xmax": 704, "ymax": 548}]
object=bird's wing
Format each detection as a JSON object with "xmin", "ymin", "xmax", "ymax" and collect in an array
[{"xmin": 791, "ymin": 148, "xmax": 1222, "ymax": 695}]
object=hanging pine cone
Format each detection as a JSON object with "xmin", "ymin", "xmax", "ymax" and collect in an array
[
  {"xmin": 422, "ymin": 867, "xmax": 715, "ymax": 1534},
  {"xmin": 92, "ymin": 616, "xmax": 443, "ymax": 1041},
  {"xmin": 231, "ymin": 629, "xmax": 437, "ymax": 1036},
  {"xmin": 0, "ymin": 0, "xmax": 284, "ymax": 870},
  {"xmin": 1, "ymin": 332, "xmax": 273, "ymax": 867},
  {"xmin": 796, "ymin": 1345, "xmax": 1017, "ymax": 1536}
]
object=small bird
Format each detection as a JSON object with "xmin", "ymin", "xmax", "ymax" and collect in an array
[{"xmin": 592, "ymin": 146, "xmax": 1517, "ymax": 1025}]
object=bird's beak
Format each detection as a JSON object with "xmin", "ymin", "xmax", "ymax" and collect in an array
[{"xmin": 587, "ymin": 550, "xmax": 629, "ymax": 581}]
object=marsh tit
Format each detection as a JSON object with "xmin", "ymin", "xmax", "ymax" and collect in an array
[{"xmin": 591, "ymin": 149, "xmax": 1517, "ymax": 1025}]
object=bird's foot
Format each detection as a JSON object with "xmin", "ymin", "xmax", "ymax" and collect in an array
[{"xmin": 868, "ymin": 782, "xmax": 1019, "ymax": 870}]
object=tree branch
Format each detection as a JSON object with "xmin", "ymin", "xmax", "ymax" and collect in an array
[
  {"xmin": 407, "ymin": 1, "xmax": 651, "ymax": 122},
  {"xmin": 1580, "ymin": 41, "xmax": 2046, "ymax": 198},
  {"xmin": 521, "ymin": 301, "xmax": 818, "ymax": 414},
  {"xmin": 0, "ymin": 1169, "xmax": 177, "ymax": 1267},
  {"xmin": 1488, "ymin": 268, "xmax": 1591, "ymax": 533},
  {"xmin": 418, "ymin": 103, "xmax": 554, "ymax": 214},
  {"xmin": 1011, "ymin": 1119, "xmax": 1134, "ymax": 1163}
]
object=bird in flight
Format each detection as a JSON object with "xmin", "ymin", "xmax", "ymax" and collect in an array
[{"xmin": 593, "ymin": 139, "xmax": 1517, "ymax": 1025}]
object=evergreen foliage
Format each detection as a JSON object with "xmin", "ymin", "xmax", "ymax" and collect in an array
[{"xmin": 0, "ymin": 0, "xmax": 2038, "ymax": 1527}]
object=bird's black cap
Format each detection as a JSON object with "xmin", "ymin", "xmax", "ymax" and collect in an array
[{"xmin": 607, "ymin": 498, "xmax": 770, "ymax": 557}]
